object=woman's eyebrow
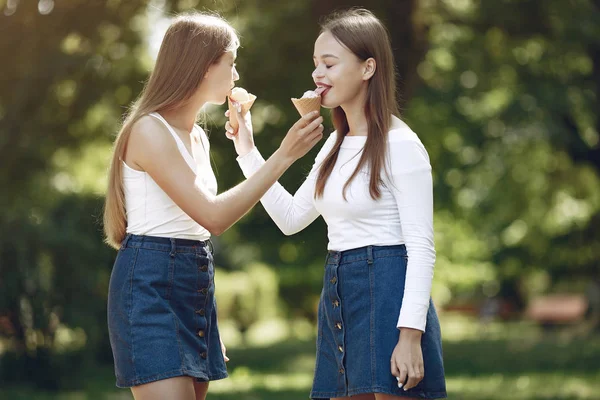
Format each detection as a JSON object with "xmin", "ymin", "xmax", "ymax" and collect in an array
[{"xmin": 312, "ymin": 54, "xmax": 340, "ymax": 60}]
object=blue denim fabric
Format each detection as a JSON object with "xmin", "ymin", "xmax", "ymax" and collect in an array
[
  {"xmin": 107, "ymin": 234, "xmax": 227, "ymax": 388},
  {"xmin": 311, "ymin": 245, "xmax": 447, "ymax": 399}
]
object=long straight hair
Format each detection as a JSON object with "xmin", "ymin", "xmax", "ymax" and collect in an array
[
  {"xmin": 103, "ymin": 13, "xmax": 238, "ymax": 249},
  {"xmin": 314, "ymin": 9, "xmax": 400, "ymax": 200}
]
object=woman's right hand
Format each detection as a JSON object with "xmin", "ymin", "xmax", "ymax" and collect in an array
[
  {"xmin": 278, "ymin": 111, "xmax": 324, "ymax": 162},
  {"xmin": 225, "ymin": 101, "xmax": 255, "ymax": 157}
]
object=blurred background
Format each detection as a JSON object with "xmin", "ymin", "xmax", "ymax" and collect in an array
[{"xmin": 1, "ymin": 0, "xmax": 599, "ymax": 399}]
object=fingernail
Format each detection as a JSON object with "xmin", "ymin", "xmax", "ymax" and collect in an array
[{"xmin": 397, "ymin": 383, "xmax": 403, "ymax": 389}]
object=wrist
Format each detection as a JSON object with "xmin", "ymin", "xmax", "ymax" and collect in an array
[
  {"xmin": 399, "ymin": 327, "xmax": 423, "ymax": 341},
  {"xmin": 236, "ymin": 144, "xmax": 256, "ymax": 158},
  {"xmin": 273, "ymin": 147, "xmax": 296, "ymax": 167}
]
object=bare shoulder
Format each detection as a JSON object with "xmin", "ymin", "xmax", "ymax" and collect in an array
[
  {"xmin": 130, "ymin": 115, "xmax": 174, "ymax": 150},
  {"xmin": 127, "ymin": 115, "xmax": 180, "ymax": 169}
]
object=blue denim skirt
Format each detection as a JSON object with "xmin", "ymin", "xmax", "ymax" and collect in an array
[
  {"xmin": 107, "ymin": 234, "xmax": 228, "ymax": 388},
  {"xmin": 311, "ymin": 245, "xmax": 447, "ymax": 399}
]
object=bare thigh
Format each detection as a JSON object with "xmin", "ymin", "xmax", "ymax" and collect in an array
[
  {"xmin": 375, "ymin": 394, "xmax": 421, "ymax": 400},
  {"xmin": 131, "ymin": 376, "xmax": 196, "ymax": 400},
  {"xmin": 332, "ymin": 395, "xmax": 375, "ymax": 400},
  {"xmin": 193, "ymin": 381, "xmax": 209, "ymax": 400},
  {"xmin": 331, "ymin": 393, "xmax": 422, "ymax": 400}
]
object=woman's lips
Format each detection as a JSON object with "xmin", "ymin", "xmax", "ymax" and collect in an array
[{"xmin": 315, "ymin": 85, "xmax": 331, "ymax": 97}]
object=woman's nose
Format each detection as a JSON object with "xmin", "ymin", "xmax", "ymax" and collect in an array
[{"xmin": 312, "ymin": 67, "xmax": 323, "ymax": 79}]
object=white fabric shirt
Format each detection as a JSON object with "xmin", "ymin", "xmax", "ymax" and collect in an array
[
  {"xmin": 236, "ymin": 117, "xmax": 435, "ymax": 331},
  {"xmin": 123, "ymin": 112, "xmax": 217, "ymax": 241}
]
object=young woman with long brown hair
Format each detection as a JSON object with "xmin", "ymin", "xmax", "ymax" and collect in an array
[
  {"xmin": 226, "ymin": 8, "xmax": 446, "ymax": 400},
  {"xmin": 104, "ymin": 12, "xmax": 323, "ymax": 400}
]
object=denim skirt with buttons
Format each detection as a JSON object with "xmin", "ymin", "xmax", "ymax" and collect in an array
[
  {"xmin": 107, "ymin": 234, "xmax": 228, "ymax": 388},
  {"xmin": 311, "ymin": 244, "xmax": 447, "ymax": 399}
]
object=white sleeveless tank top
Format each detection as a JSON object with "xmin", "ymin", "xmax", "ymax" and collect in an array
[{"xmin": 123, "ymin": 112, "xmax": 217, "ymax": 240}]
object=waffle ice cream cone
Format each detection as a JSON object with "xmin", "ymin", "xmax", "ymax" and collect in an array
[
  {"xmin": 228, "ymin": 87, "xmax": 256, "ymax": 131},
  {"xmin": 291, "ymin": 90, "xmax": 321, "ymax": 116}
]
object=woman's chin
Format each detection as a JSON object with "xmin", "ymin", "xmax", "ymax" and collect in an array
[
  {"xmin": 208, "ymin": 96, "xmax": 227, "ymax": 106},
  {"xmin": 320, "ymin": 100, "xmax": 339, "ymax": 109}
]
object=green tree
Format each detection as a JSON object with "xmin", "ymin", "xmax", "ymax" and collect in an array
[
  {"xmin": 2, "ymin": 0, "xmax": 600, "ymax": 389},
  {"xmin": 406, "ymin": 0, "xmax": 600, "ymax": 307},
  {"xmin": 0, "ymin": 0, "xmax": 152, "ymax": 387}
]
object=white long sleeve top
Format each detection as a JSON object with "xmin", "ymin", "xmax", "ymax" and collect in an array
[{"xmin": 236, "ymin": 116, "xmax": 436, "ymax": 331}]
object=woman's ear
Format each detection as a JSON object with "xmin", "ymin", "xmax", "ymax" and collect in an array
[
  {"xmin": 363, "ymin": 58, "xmax": 376, "ymax": 81},
  {"xmin": 204, "ymin": 60, "xmax": 216, "ymax": 79}
]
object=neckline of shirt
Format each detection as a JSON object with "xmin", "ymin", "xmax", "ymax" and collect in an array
[{"xmin": 339, "ymin": 128, "xmax": 405, "ymax": 149}]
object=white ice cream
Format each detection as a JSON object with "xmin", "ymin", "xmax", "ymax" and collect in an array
[
  {"xmin": 230, "ymin": 87, "xmax": 250, "ymax": 102},
  {"xmin": 301, "ymin": 90, "xmax": 320, "ymax": 99}
]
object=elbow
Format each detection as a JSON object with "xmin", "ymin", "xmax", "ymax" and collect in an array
[
  {"xmin": 199, "ymin": 216, "xmax": 226, "ymax": 236},
  {"xmin": 282, "ymin": 229, "xmax": 294, "ymax": 236},
  {"xmin": 274, "ymin": 216, "xmax": 303, "ymax": 236},
  {"xmin": 209, "ymin": 226, "xmax": 225, "ymax": 236},
  {"xmin": 208, "ymin": 222, "xmax": 226, "ymax": 236},
  {"xmin": 281, "ymin": 226, "xmax": 299, "ymax": 236}
]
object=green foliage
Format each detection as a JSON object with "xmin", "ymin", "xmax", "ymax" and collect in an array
[
  {"xmin": 0, "ymin": 0, "xmax": 151, "ymax": 387},
  {"xmin": 1, "ymin": 0, "xmax": 599, "ymax": 390},
  {"xmin": 2, "ymin": 316, "xmax": 600, "ymax": 399},
  {"xmin": 404, "ymin": 0, "xmax": 600, "ymax": 305},
  {"xmin": 216, "ymin": 262, "xmax": 283, "ymax": 334}
]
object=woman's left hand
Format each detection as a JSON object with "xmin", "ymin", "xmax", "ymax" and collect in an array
[
  {"xmin": 390, "ymin": 327, "xmax": 424, "ymax": 391},
  {"xmin": 220, "ymin": 337, "xmax": 230, "ymax": 362}
]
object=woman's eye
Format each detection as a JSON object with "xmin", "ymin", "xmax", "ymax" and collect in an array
[{"xmin": 325, "ymin": 65, "xmax": 332, "ymax": 69}]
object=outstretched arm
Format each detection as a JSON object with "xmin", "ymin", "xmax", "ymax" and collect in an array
[
  {"xmin": 225, "ymin": 106, "xmax": 335, "ymax": 235},
  {"xmin": 128, "ymin": 111, "xmax": 323, "ymax": 235}
]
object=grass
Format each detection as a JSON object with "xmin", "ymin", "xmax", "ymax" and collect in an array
[{"xmin": 2, "ymin": 315, "xmax": 600, "ymax": 399}]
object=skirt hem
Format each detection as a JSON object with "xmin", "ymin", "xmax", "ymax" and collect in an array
[
  {"xmin": 310, "ymin": 386, "xmax": 447, "ymax": 399},
  {"xmin": 115, "ymin": 369, "xmax": 228, "ymax": 388}
]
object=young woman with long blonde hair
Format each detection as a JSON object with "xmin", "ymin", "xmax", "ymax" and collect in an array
[
  {"xmin": 104, "ymin": 12, "xmax": 323, "ymax": 400},
  {"xmin": 226, "ymin": 9, "xmax": 446, "ymax": 400}
]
